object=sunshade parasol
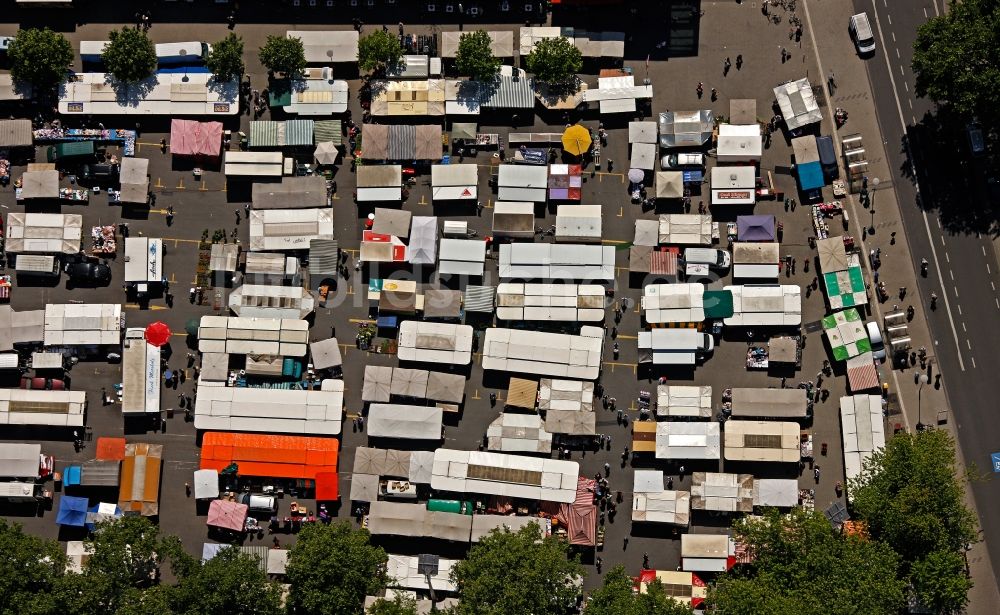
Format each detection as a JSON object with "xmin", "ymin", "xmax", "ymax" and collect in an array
[
  {"xmin": 628, "ymin": 168, "xmax": 645, "ymax": 183},
  {"xmin": 206, "ymin": 499, "xmax": 249, "ymax": 532},
  {"xmin": 185, "ymin": 318, "xmax": 200, "ymax": 336},
  {"xmin": 561, "ymin": 125, "xmax": 592, "ymax": 157},
  {"xmin": 353, "ymin": 447, "xmax": 388, "ymax": 475},
  {"xmin": 57, "ymin": 495, "xmax": 90, "ymax": 527},
  {"xmin": 314, "ymin": 141, "xmax": 339, "ymax": 165},
  {"xmin": 144, "ymin": 321, "xmax": 172, "ymax": 347},
  {"xmin": 383, "ymin": 449, "xmax": 411, "ymax": 478}
]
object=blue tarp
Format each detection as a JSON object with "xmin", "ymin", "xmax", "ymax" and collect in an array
[
  {"xmin": 157, "ymin": 66, "xmax": 211, "ymax": 74},
  {"xmin": 63, "ymin": 465, "xmax": 82, "ymax": 488},
  {"xmin": 797, "ymin": 161, "xmax": 825, "ymax": 191},
  {"xmin": 85, "ymin": 503, "xmax": 123, "ymax": 530},
  {"xmin": 682, "ymin": 170, "xmax": 704, "ymax": 184},
  {"xmin": 376, "ymin": 316, "xmax": 398, "ymax": 329},
  {"xmin": 56, "ymin": 495, "xmax": 90, "ymax": 527}
]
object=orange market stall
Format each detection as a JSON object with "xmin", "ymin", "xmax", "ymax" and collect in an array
[{"xmin": 118, "ymin": 442, "xmax": 163, "ymax": 516}]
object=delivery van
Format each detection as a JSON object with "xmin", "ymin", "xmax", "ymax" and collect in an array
[
  {"xmin": 14, "ymin": 254, "xmax": 60, "ymax": 277},
  {"xmin": 849, "ymin": 13, "xmax": 876, "ymax": 55},
  {"xmin": 47, "ymin": 141, "xmax": 96, "ymax": 164},
  {"xmin": 816, "ymin": 135, "xmax": 838, "ymax": 180},
  {"xmin": 684, "ymin": 247, "xmax": 731, "ymax": 269},
  {"xmin": 155, "ymin": 42, "xmax": 211, "ymax": 65}
]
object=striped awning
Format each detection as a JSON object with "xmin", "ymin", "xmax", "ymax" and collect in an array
[
  {"xmin": 249, "ymin": 121, "xmax": 280, "ymax": 148},
  {"xmin": 238, "ymin": 546, "xmax": 270, "ymax": 574},
  {"xmin": 650, "ymin": 250, "xmax": 678, "ymax": 275},
  {"xmin": 464, "ymin": 285, "xmax": 495, "ymax": 313},
  {"xmin": 309, "ymin": 239, "xmax": 340, "ymax": 277},
  {"xmin": 314, "ymin": 120, "xmax": 342, "ymax": 146},
  {"xmin": 481, "ymin": 75, "xmax": 534, "ymax": 109},
  {"xmin": 285, "ymin": 119, "xmax": 315, "ymax": 147},
  {"xmin": 847, "ymin": 361, "xmax": 879, "ymax": 392},
  {"xmin": 387, "ymin": 125, "xmax": 416, "ymax": 160}
]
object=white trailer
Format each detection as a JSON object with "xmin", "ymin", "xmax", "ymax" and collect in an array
[
  {"xmin": 0, "ymin": 389, "xmax": 85, "ymax": 427},
  {"xmin": 637, "ymin": 329, "xmax": 714, "ymax": 365},
  {"xmin": 724, "ymin": 284, "xmax": 802, "ymax": 327},
  {"xmin": 124, "ymin": 238, "xmax": 163, "ymax": 291},
  {"xmin": 122, "ymin": 328, "xmax": 160, "ymax": 416}
]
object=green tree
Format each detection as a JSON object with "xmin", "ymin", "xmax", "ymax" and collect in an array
[
  {"xmin": 910, "ymin": 550, "xmax": 973, "ymax": 614},
  {"xmin": 285, "ymin": 521, "xmax": 388, "ymax": 615},
  {"xmin": 708, "ymin": 509, "xmax": 906, "ymax": 615},
  {"xmin": 912, "ymin": 0, "xmax": 1000, "ymax": 127},
  {"xmin": 357, "ymin": 30, "xmax": 403, "ymax": 74},
  {"xmin": 258, "ymin": 35, "xmax": 306, "ymax": 76},
  {"xmin": 850, "ymin": 430, "xmax": 978, "ymax": 613},
  {"xmin": 115, "ymin": 586, "xmax": 175, "ymax": 615},
  {"xmin": 584, "ymin": 565, "xmax": 704, "ymax": 615},
  {"xmin": 0, "ymin": 519, "xmax": 67, "ymax": 615},
  {"xmin": 170, "ymin": 546, "xmax": 282, "ymax": 615},
  {"xmin": 7, "ymin": 28, "xmax": 73, "ymax": 92},
  {"xmin": 81, "ymin": 517, "xmax": 164, "ymax": 611},
  {"xmin": 366, "ymin": 593, "xmax": 419, "ymax": 615},
  {"xmin": 103, "ymin": 27, "xmax": 157, "ymax": 83},
  {"xmin": 450, "ymin": 523, "xmax": 584, "ymax": 615},
  {"xmin": 455, "ymin": 30, "xmax": 501, "ymax": 81},
  {"xmin": 206, "ymin": 33, "xmax": 245, "ymax": 82},
  {"xmin": 526, "ymin": 36, "xmax": 582, "ymax": 86}
]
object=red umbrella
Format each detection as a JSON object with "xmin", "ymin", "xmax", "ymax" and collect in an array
[{"xmin": 144, "ymin": 321, "xmax": 172, "ymax": 347}]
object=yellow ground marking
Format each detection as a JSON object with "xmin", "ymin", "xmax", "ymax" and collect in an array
[
  {"xmin": 124, "ymin": 304, "xmax": 168, "ymax": 311},
  {"xmin": 616, "ymin": 334, "xmax": 638, "ymax": 340},
  {"xmin": 176, "ymin": 177, "xmax": 185, "ymax": 190},
  {"xmin": 349, "ymin": 318, "xmax": 374, "ymax": 324},
  {"xmin": 346, "ymin": 285, "xmax": 355, "ymax": 296},
  {"xmin": 169, "ymin": 273, "xmax": 177, "ymax": 283},
  {"xmin": 164, "ymin": 238, "xmax": 201, "ymax": 245},
  {"xmin": 222, "ymin": 181, "xmax": 226, "ymax": 192},
  {"xmin": 199, "ymin": 180, "xmax": 208, "ymax": 191},
  {"xmin": 602, "ymin": 239, "xmax": 628, "ymax": 244},
  {"xmin": 472, "ymin": 390, "xmax": 480, "ymax": 400},
  {"xmin": 418, "ymin": 195, "xmax": 428, "ymax": 205},
  {"xmin": 483, "ymin": 199, "xmax": 493, "ymax": 209},
  {"xmin": 618, "ymin": 206, "xmax": 623, "ymax": 217},
  {"xmin": 171, "ymin": 332, "xmax": 188, "ymax": 337},
  {"xmin": 155, "ymin": 178, "xmax": 164, "ymax": 188},
  {"xmin": 603, "ymin": 361, "xmax": 637, "ymax": 374},
  {"xmin": 148, "ymin": 208, "xmax": 170, "ymax": 215},
  {"xmin": 332, "ymin": 193, "xmax": 340, "ymax": 200}
]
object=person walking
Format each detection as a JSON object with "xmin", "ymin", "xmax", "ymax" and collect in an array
[
  {"xmin": 603, "ymin": 462, "xmax": 611, "ymax": 475},
  {"xmin": 723, "ymin": 57, "xmax": 731, "ymax": 74},
  {"xmin": 736, "ymin": 54, "xmax": 743, "ymax": 70}
]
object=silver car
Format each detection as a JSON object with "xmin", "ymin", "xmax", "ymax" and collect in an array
[{"xmin": 866, "ymin": 321, "xmax": 886, "ymax": 362}]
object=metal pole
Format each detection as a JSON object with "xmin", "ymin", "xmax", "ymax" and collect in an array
[
  {"xmin": 869, "ymin": 177, "xmax": 880, "ymax": 232},
  {"xmin": 916, "ymin": 374, "xmax": 928, "ymax": 431}
]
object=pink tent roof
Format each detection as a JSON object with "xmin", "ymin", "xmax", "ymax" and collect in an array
[
  {"xmin": 170, "ymin": 119, "xmax": 223, "ymax": 157},
  {"xmin": 206, "ymin": 499, "xmax": 248, "ymax": 532},
  {"xmin": 561, "ymin": 477, "xmax": 597, "ymax": 546}
]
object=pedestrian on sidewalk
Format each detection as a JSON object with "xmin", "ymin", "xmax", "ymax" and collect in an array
[
  {"xmin": 828, "ymin": 71, "xmax": 836, "ymax": 90},
  {"xmin": 814, "ymin": 466, "xmax": 821, "ymax": 483},
  {"xmin": 185, "ymin": 482, "xmax": 191, "ymax": 497},
  {"xmin": 736, "ymin": 54, "xmax": 743, "ymax": 70},
  {"xmin": 696, "ymin": 81, "xmax": 704, "ymax": 98},
  {"xmin": 723, "ymin": 57, "xmax": 731, "ymax": 74},
  {"xmin": 604, "ymin": 462, "xmax": 611, "ymax": 475},
  {"xmin": 899, "ymin": 286, "xmax": 907, "ymax": 299}
]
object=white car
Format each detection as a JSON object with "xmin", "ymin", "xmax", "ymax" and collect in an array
[
  {"xmin": 866, "ymin": 321, "xmax": 886, "ymax": 362},
  {"xmin": 0, "ymin": 37, "xmax": 15, "ymax": 54},
  {"xmin": 660, "ymin": 153, "xmax": 705, "ymax": 170}
]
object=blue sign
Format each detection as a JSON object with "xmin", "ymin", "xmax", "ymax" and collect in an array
[{"xmin": 991, "ymin": 453, "xmax": 1000, "ymax": 473}]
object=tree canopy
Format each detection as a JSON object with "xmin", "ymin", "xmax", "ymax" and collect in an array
[
  {"xmin": 285, "ymin": 521, "xmax": 388, "ymax": 615},
  {"xmin": 366, "ymin": 593, "xmax": 419, "ymax": 615},
  {"xmin": 103, "ymin": 27, "xmax": 157, "ymax": 83},
  {"xmin": 0, "ymin": 520, "xmax": 67, "ymax": 615},
  {"xmin": 849, "ymin": 429, "xmax": 977, "ymax": 613},
  {"xmin": 709, "ymin": 509, "xmax": 907, "ymax": 615},
  {"xmin": 357, "ymin": 30, "xmax": 404, "ymax": 74},
  {"xmin": 258, "ymin": 35, "xmax": 307, "ymax": 76},
  {"xmin": 7, "ymin": 28, "xmax": 73, "ymax": 92},
  {"xmin": 450, "ymin": 523, "xmax": 584, "ymax": 615},
  {"xmin": 80, "ymin": 517, "xmax": 165, "ymax": 612},
  {"xmin": 455, "ymin": 30, "xmax": 501, "ymax": 81},
  {"xmin": 206, "ymin": 33, "xmax": 245, "ymax": 82},
  {"xmin": 584, "ymin": 565, "xmax": 691, "ymax": 615},
  {"xmin": 169, "ymin": 546, "xmax": 283, "ymax": 615},
  {"xmin": 526, "ymin": 36, "xmax": 582, "ymax": 86},
  {"xmin": 912, "ymin": 0, "xmax": 1000, "ymax": 129}
]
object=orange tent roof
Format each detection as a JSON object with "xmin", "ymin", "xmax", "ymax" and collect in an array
[
  {"xmin": 95, "ymin": 437, "xmax": 127, "ymax": 461},
  {"xmin": 200, "ymin": 432, "xmax": 339, "ymax": 480},
  {"xmin": 118, "ymin": 442, "xmax": 163, "ymax": 516}
]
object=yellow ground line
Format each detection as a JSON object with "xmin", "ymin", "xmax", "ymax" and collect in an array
[
  {"xmin": 616, "ymin": 334, "xmax": 638, "ymax": 340},
  {"xmin": 618, "ymin": 206, "xmax": 623, "ymax": 217},
  {"xmin": 176, "ymin": 178, "xmax": 185, "ymax": 190},
  {"xmin": 124, "ymin": 304, "xmax": 169, "ymax": 311},
  {"xmin": 199, "ymin": 180, "xmax": 208, "ymax": 191},
  {"xmin": 155, "ymin": 178, "xmax": 164, "ymax": 188},
  {"xmin": 602, "ymin": 239, "xmax": 628, "ymax": 244},
  {"xmin": 164, "ymin": 237, "xmax": 201, "ymax": 244}
]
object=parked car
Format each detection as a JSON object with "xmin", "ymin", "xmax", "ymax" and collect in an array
[
  {"xmin": 20, "ymin": 377, "xmax": 67, "ymax": 390},
  {"xmin": 849, "ymin": 12, "xmax": 877, "ymax": 55},
  {"xmin": 65, "ymin": 261, "xmax": 112, "ymax": 283},
  {"xmin": 660, "ymin": 153, "xmax": 705, "ymax": 170},
  {"xmin": 0, "ymin": 37, "xmax": 15, "ymax": 54},
  {"xmin": 866, "ymin": 321, "xmax": 886, "ymax": 362}
]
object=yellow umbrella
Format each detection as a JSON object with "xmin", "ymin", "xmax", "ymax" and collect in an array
[{"xmin": 561, "ymin": 124, "xmax": 592, "ymax": 157}]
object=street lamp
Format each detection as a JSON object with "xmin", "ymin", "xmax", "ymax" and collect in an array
[
  {"xmin": 916, "ymin": 373, "xmax": 929, "ymax": 431},
  {"xmin": 869, "ymin": 177, "xmax": 880, "ymax": 233}
]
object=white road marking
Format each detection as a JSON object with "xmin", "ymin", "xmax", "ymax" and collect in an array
[
  {"xmin": 940, "ymin": 235, "xmax": 946, "ymax": 246},
  {"xmin": 945, "ymin": 252, "xmax": 950, "ymax": 263},
  {"xmin": 983, "ymin": 245, "xmax": 988, "ymax": 256},
  {"xmin": 962, "ymin": 322, "xmax": 966, "ymax": 332},
  {"xmin": 953, "ymin": 286, "xmax": 959, "ymax": 298},
  {"xmin": 988, "ymin": 264, "xmax": 992, "ymax": 275},
  {"xmin": 972, "ymin": 356, "xmax": 977, "ymax": 369},
  {"xmin": 923, "ymin": 7, "xmax": 928, "ymax": 18},
  {"xmin": 895, "ymin": 47, "xmax": 900, "ymax": 58},
  {"xmin": 957, "ymin": 304, "xmax": 962, "ymax": 315},
  {"xmin": 967, "ymin": 339, "xmax": 972, "ymax": 350},
  {"xmin": 949, "ymin": 270, "xmax": 954, "ymax": 280},
  {"xmin": 937, "ymin": 219, "xmax": 942, "ymax": 229},
  {"xmin": 887, "ymin": 13, "xmax": 892, "ymax": 24},
  {"xmin": 908, "ymin": 99, "xmax": 913, "ymax": 109},
  {"xmin": 903, "ymin": 81, "xmax": 909, "ymax": 92}
]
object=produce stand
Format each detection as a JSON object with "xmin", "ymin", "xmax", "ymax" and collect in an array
[
  {"xmin": 33, "ymin": 127, "xmax": 137, "ymax": 157},
  {"xmin": 91, "ymin": 226, "xmax": 117, "ymax": 255},
  {"xmin": 746, "ymin": 346, "xmax": 768, "ymax": 369},
  {"xmin": 0, "ymin": 275, "xmax": 10, "ymax": 302}
]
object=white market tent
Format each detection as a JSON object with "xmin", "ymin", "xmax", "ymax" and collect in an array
[
  {"xmin": 773, "ymin": 78, "xmax": 822, "ymax": 131},
  {"xmin": 124, "ymin": 237, "xmax": 163, "ymax": 284},
  {"xmin": 655, "ymin": 171, "xmax": 684, "ymax": 199},
  {"xmin": 367, "ymin": 404, "xmax": 444, "ymax": 440},
  {"xmin": 372, "ymin": 208, "xmax": 412, "ymax": 238},
  {"xmin": 0, "ymin": 389, "xmax": 85, "ymax": 427},
  {"xmin": 431, "ymin": 449, "xmax": 579, "ymax": 503},
  {"xmin": 252, "ymin": 176, "xmax": 329, "ymax": 210},
  {"xmin": 655, "ymin": 422, "xmax": 721, "ymax": 460},
  {"xmin": 492, "ymin": 201, "xmax": 536, "ymax": 239},
  {"xmin": 495, "ymin": 283, "xmax": 605, "ymax": 322},
  {"xmin": 682, "ymin": 534, "xmax": 737, "ymax": 572},
  {"xmin": 438, "ymin": 239, "xmax": 486, "ymax": 276},
  {"xmin": 498, "ymin": 243, "xmax": 615, "ymax": 280},
  {"xmin": 659, "ymin": 110, "xmax": 714, "ymax": 148},
  {"xmin": 658, "ymin": 214, "xmax": 712, "ymax": 245},
  {"xmin": 386, "ymin": 554, "xmax": 459, "ymax": 592},
  {"xmin": 752, "ymin": 478, "xmax": 799, "ymax": 508},
  {"xmin": 193, "ymin": 383, "xmax": 343, "ymax": 435},
  {"xmin": 633, "ymin": 470, "xmax": 664, "ymax": 493},
  {"xmin": 633, "ymin": 489, "xmax": 691, "ymax": 526},
  {"xmin": 628, "ymin": 121, "xmax": 658, "ymax": 144},
  {"xmin": 249, "ymin": 209, "xmax": 335, "ymax": 251},
  {"xmin": 368, "ymin": 501, "xmax": 470, "ymax": 543},
  {"xmin": 538, "ymin": 379, "xmax": 594, "ymax": 412},
  {"xmin": 710, "ymin": 166, "xmax": 757, "ymax": 206},
  {"xmin": 690, "ymin": 472, "xmax": 754, "ymax": 513},
  {"xmin": 723, "ymin": 421, "xmax": 800, "ymax": 463},
  {"xmin": 224, "ymin": 151, "xmax": 284, "ymax": 177},
  {"xmin": 5, "ymin": 213, "xmax": 83, "ymax": 254},
  {"xmin": 840, "ymin": 394, "xmax": 886, "ymax": 499},
  {"xmin": 555, "ymin": 205, "xmax": 602, "ymax": 243},
  {"xmin": 119, "ymin": 157, "xmax": 150, "ymax": 204},
  {"xmin": 642, "ymin": 283, "xmax": 706, "ymax": 324},
  {"xmin": 582, "ymin": 75, "xmax": 653, "ymax": 114},
  {"xmin": 283, "ymin": 73, "xmax": 349, "ymax": 115},
  {"xmin": 656, "ymin": 385, "xmax": 712, "ymax": 419},
  {"xmin": 356, "ymin": 166, "xmax": 403, "ymax": 202},
  {"xmin": 482, "ymin": 326, "xmax": 604, "ymax": 380},
  {"xmin": 729, "ymin": 388, "xmax": 809, "ymax": 419},
  {"xmin": 43, "ymin": 303, "xmax": 121, "ymax": 346},
  {"xmin": 487, "ymin": 413, "xmax": 553, "ymax": 453},
  {"xmin": 59, "ymin": 72, "xmax": 238, "ymax": 116},
  {"xmin": 396, "ymin": 321, "xmax": 473, "ymax": 365},
  {"xmin": 498, "ymin": 165, "xmax": 548, "ymax": 202},
  {"xmin": 197, "ymin": 316, "xmax": 308, "ymax": 357},
  {"xmin": 309, "ymin": 338, "xmax": 343, "ymax": 370},
  {"xmin": 629, "ymin": 142, "xmax": 657, "ymax": 171},
  {"xmin": 637, "ymin": 329, "xmax": 711, "ymax": 365},
  {"xmin": 192, "ymin": 469, "xmax": 219, "ymax": 500},
  {"xmin": 716, "ymin": 124, "xmax": 762, "ymax": 163},
  {"xmin": 432, "ymin": 164, "xmax": 478, "ymax": 201},
  {"xmin": 633, "ymin": 219, "xmax": 660, "ymax": 246},
  {"xmin": 724, "ymin": 285, "xmax": 802, "ymax": 326},
  {"xmin": 733, "ymin": 243, "xmax": 780, "ymax": 279},
  {"xmin": 287, "ymin": 30, "xmax": 359, "ymax": 63},
  {"xmin": 362, "ymin": 366, "xmax": 393, "ymax": 403},
  {"xmin": 408, "ymin": 216, "xmax": 438, "ymax": 266}
]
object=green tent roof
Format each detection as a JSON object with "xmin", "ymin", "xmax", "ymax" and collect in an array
[{"xmin": 703, "ymin": 290, "xmax": 734, "ymax": 319}]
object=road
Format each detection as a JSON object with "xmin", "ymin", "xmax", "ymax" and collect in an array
[{"xmin": 855, "ymin": 0, "xmax": 1000, "ymax": 585}]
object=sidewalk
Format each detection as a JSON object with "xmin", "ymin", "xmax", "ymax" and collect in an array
[{"xmin": 802, "ymin": 0, "xmax": 998, "ymax": 611}]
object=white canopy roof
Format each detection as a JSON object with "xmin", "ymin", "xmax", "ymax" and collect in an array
[
  {"xmin": 724, "ymin": 420, "xmax": 800, "ymax": 463},
  {"xmin": 499, "ymin": 243, "xmax": 616, "ymax": 280},
  {"xmin": 724, "ymin": 285, "xmax": 802, "ymax": 326},
  {"xmin": 690, "ymin": 473, "xmax": 754, "ymax": 513},
  {"xmin": 716, "ymin": 124, "xmax": 762, "ymax": 162},
  {"xmin": 432, "ymin": 164, "xmax": 478, "ymax": 200},
  {"xmin": 655, "ymin": 422, "xmax": 721, "ymax": 460},
  {"xmin": 5, "ymin": 213, "xmax": 83, "ymax": 254},
  {"xmin": 193, "ymin": 469, "xmax": 219, "ymax": 500},
  {"xmin": 495, "ymin": 283, "xmax": 605, "ymax": 322},
  {"xmin": 773, "ymin": 78, "xmax": 822, "ymax": 131},
  {"xmin": 658, "ymin": 214, "xmax": 712, "ymax": 245},
  {"xmin": 367, "ymin": 404, "xmax": 443, "ymax": 440},
  {"xmin": 482, "ymin": 326, "xmax": 604, "ymax": 380},
  {"xmin": 752, "ymin": 479, "xmax": 799, "ymax": 507},
  {"xmin": 555, "ymin": 205, "xmax": 602, "ymax": 243},
  {"xmin": 198, "ymin": 316, "xmax": 308, "ymax": 357},
  {"xmin": 431, "ymin": 449, "xmax": 579, "ymax": 503},
  {"xmin": 193, "ymin": 382, "xmax": 343, "ymax": 435},
  {"xmin": 438, "ymin": 238, "xmax": 486, "ymax": 276},
  {"xmin": 498, "ymin": 165, "xmax": 548, "ymax": 202},
  {"xmin": 840, "ymin": 394, "xmax": 886, "ymax": 496},
  {"xmin": 710, "ymin": 165, "xmax": 757, "ymax": 205},
  {"xmin": 396, "ymin": 321, "xmax": 473, "ymax": 365},
  {"xmin": 632, "ymin": 489, "xmax": 691, "ymax": 526},
  {"xmin": 641, "ymin": 283, "xmax": 706, "ymax": 323},
  {"xmin": 487, "ymin": 413, "xmax": 553, "ymax": 453},
  {"xmin": 656, "ymin": 385, "xmax": 712, "ymax": 418}
]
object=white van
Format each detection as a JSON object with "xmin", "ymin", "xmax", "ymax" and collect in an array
[
  {"xmin": 638, "ymin": 329, "xmax": 715, "ymax": 365},
  {"xmin": 849, "ymin": 13, "xmax": 876, "ymax": 55},
  {"xmin": 684, "ymin": 247, "xmax": 731, "ymax": 269},
  {"xmin": 14, "ymin": 254, "xmax": 60, "ymax": 277},
  {"xmin": 0, "ymin": 481, "xmax": 44, "ymax": 502},
  {"xmin": 155, "ymin": 42, "xmax": 211, "ymax": 65}
]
